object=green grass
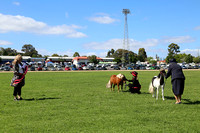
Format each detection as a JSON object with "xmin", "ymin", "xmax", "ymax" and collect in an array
[{"xmin": 0, "ymin": 70, "xmax": 200, "ymax": 133}]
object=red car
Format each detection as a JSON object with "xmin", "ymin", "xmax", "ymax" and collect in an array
[
  {"xmin": 65, "ymin": 67, "xmax": 71, "ymax": 71},
  {"xmin": 37, "ymin": 67, "xmax": 42, "ymax": 71}
]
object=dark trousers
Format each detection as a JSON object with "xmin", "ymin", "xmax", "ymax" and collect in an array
[{"xmin": 13, "ymin": 86, "xmax": 22, "ymax": 96}]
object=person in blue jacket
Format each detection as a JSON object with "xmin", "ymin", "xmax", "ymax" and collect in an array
[{"xmin": 165, "ymin": 58, "xmax": 185, "ymax": 104}]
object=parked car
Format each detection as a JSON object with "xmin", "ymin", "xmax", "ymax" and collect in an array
[
  {"xmin": 43, "ymin": 67, "xmax": 48, "ymax": 71},
  {"xmin": 37, "ymin": 67, "xmax": 43, "ymax": 71},
  {"xmin": 4, "ymin": 66, "xmax": 10, "ymax": 71},
  {"xmin": 71, "ymin": 65, "xmax": 78, "ymax": 70},
  {"xmin": 127, "ymin": 67, "xmax": 133, "ymax": 70},
  {"xmin": 107, "ymin": 65, "xmax": 120, "ymax": 70},
  {"xmin": 95, "ymin": 66, "xmax": 107, "ymax": 70},
  {"xmin": 57, "ymin": 66, "xmax": 63, "ymax": 71},
  {"xmin": 65, "ymin": 66, "xmax": 71, "ymax": 71},
  {"xmin": 30, "ymin": 66, "xmax": 35, "ymax": 71},
  {"xmin": 82, "ymin": 66, "xmax": 89, "ymax": 70},
  {"xmin": 78, "ymin": 67, "xmax": 83, "ymax": 70},
  {"xmin": 0, "ymin": 66, "xmax": 4, "ymax": 70},
  {"xmin": 50, "ymin": 67, "xmax": 56, "ymax": 71}
]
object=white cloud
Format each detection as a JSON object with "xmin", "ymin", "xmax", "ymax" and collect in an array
[
  {"xmin": 83, "ymin": 38, "xmax": 159, "ymax": 52},
  {"xmin": 88, "ymin": 14, "xmax": 119, "ymax": 24},
  {"xmin": 161, "ymin": 36, "xmax": 195, "ymax": 44},
  {"xmin": 0, "ymin": 13, "xmax": 87, "ymax": 38},
  {"xmin": 194, "ymin": 26, "xmax": 200, "ymax": 30},
  {"xmin": 13, "ymin": 2, "xmax": 20, "ymax": 6},
  {"xmin": 181, "ymin": 49, "xmax": 200, "ymax": 57},
  {"xmin": 37, "ymin": 49, "xmax": 74, "ymax": 56},
  {"xmin": 0, "ymin": 40, "xmax": 12, "ymax": 45}
]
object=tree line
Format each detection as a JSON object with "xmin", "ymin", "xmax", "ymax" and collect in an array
[{"xmin": 0, "ymin": 43, "xmax": 200, "ymax": 64}]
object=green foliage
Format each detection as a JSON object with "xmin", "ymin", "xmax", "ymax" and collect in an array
[
  {"xmin": 0, "ymin": 71, "xmax": 199, "ymax": 132},
  {"xmin": 166, "ymin": 43, "xmax": 180, "ymax": 63},
  {"xmin": 193, "ymin": 56, "xmax": 200, "ymax": 63},
  {"xmin": 106, "ymin": 49, "xmax": 115, "ymax": 57},
  {"xmin": 113, "ymin": 57, "xmax": 121, "ymax": 63},
  {"xmin": 88, "ymin": 55, "xmax": 99, "ymax": 64},
  {"xmin": 147, "ymin": 57, "xmax": 153, "ymax": 61},
  {"xmin": 73, "ymin": 52, "xmax": 80, "ymax": 57},
  {"xmin": 138, "ymin": 48, "xmax": 147, "ymax": 62},
  {"xmin": 149, "ymin": 60, "xmax": 157, "ymax": 65},
  {"xmin": 129, "ymin": 51, "xmax": 138, "ymax": 63},
  {"xmin": 21, "ymin": 44, "xmax": 39, "ymax": 57},
  {"xmin": 0, "ymin": 47, "xmax": 18, "ymax": 56},
  {"xmin": 147, "ymin": 57, "xmax": 157, "ymax": 64},
  {"xmin": 167, "ymin": 43, "xmax": 180, "ymax": 55},
  {"xmin": 51, "ymin": 53, "xmax": 60, "ymax": 57},
  {"xmin": 113, "ymin": 49, "xmax": 138, "ymax": 64},
  {"xmin": 185, "ymin": 54, "xmax": 194, "ymax": 63}
]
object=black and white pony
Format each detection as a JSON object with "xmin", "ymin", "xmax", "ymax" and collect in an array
[{"xmin": 149, "ymin": 69, "xmax": 166, "ymax": 100}]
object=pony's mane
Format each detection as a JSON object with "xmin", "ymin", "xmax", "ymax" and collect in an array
[{"xmin": 116, "ymin": 73, "xmax": 124, "ymax": 79}]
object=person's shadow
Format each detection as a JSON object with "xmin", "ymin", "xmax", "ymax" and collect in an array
[
  {"xmin": 165, "ymin": 96, "xmax": 200, "ymax": 105},
  {"xmin": 23, "ymin": 97, "xmax": 61, "ymax": 101}
]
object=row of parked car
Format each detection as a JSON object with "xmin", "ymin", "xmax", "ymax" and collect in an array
[
  {"xmin": 26, "ymin": 64, "xmax": 162, "ymax": 71},
  {"xmin": 1, "ymin": 63, "xmax": 200, "ymax": 72}
]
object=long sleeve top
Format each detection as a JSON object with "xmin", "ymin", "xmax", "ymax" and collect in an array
[{"xmin": 166, "ymin": 62, "xmax": 185, "ymax": 81}]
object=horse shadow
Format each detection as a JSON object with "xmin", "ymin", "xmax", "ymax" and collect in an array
[
  {"xmin": 23, "ymin": 97, "xmax": 61, "ymax": 101},
  {"xmin": 165, "ymin": 96, "xmax": 200, "ymax": 105}
]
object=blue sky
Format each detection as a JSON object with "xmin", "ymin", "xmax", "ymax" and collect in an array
[{"xmin": 0, "ymin": 0, "xmax": 200, "ymax": 58}]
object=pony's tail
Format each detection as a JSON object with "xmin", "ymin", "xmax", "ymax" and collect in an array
[
  {"xmin": 106, "ymin": 80, "xmax": 111, "ymax": 88},
  {"xmin": 149, "ymin": 82, "xmax": 154, "ymax": 94}
]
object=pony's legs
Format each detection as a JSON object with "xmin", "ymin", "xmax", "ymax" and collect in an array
[
  {"xmin": 152, "ymin": 88, "xmax": 155, "ymax": 97},
  {"xmin": 161, "ymin": 86, "xmax": 165, "ymax": 100},
  {"xmin": 117, "ymin": 84, "xmax": 120, "ymax": 92},
  {"xmin": 113, "ymin": 85, "xmax": 115, "ymax": 91},
  {"xmin": 110, "ymin": 83, "xmax": 113, "ymax": 91},
  {"xmin": 156, "ymin": 87, "xmax": 159, "ymax": 100},
  {"xmin": 117, "ymin": 85, "xmax": 120, "ymax": 92},
  {"xmin": 120, "ymin": 84, "xmax": 123, "ymax": 92}
]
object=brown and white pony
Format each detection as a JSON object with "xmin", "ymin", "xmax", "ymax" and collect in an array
[{"xmin": 106, "ymin": 73, "xmax": 127, "ymax": 92}]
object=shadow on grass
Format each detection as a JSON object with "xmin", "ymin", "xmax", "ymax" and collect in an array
[
  {"xmin": 183, "ymin": 100, "xmax": 200, "ymax": 105},
  {"xmin": 122, "ymin": 90, "xmax": 149, "ymax": 95},
  {"xmin": 23, "ymin": 97, "xmax": 61, "ymax": 101},
  {"xmin": 165, "ymin": 96, "xmax": 200, "ymax": 105}
]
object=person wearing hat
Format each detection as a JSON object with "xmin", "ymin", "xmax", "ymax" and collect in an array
[
  {"xmin": 165, "ymin": 58, "xmax": 185, "ymax": 104},
  {"xmin": 127, "ymin": 71, "xmax": 141, "ymax": 94}
]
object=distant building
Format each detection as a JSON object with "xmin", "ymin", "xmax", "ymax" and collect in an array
[
  {"xmin": 0, "ymin": 56, "xmax": 31, "ymax": 64},
  {"xmin": 72, "ymin": 56, "xmax": 103, "ymax": 67},
  {"xmin": 47, "ymin": 57, "xmax": 73, "ymax": 62}
]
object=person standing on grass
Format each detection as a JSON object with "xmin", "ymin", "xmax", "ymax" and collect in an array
[
  {"xmin": 165, "ymin": 58, "xmax": 185, "ymax": 104},
  {"xmin": 10, "ymin": 54, "xmax": 28, "ymax": 101}
]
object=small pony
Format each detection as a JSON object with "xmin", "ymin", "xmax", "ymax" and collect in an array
[
  {"xmin": 149, "ymin": 69, "xmax": 166, "ymax": 100},
  {"xmin": 106, "ymin": 73, "xmax": 127, "ymax": 92}
]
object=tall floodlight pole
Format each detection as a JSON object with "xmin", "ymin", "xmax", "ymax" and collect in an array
[{"xmin": 122, "ymin": 9, "xmax": 130, "ymax": 67}]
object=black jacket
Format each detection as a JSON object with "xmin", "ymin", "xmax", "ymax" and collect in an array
[{"xmin": 166, "ymin": 62, "xmax": 185, "ymax": 81}]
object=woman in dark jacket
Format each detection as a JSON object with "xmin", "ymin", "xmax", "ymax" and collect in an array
[
  {"xmin": 10, "ymin": 55, "xmax": 28, "ymax": 101},
  {"xmin": 165, "ymin": 59, "xmax": 185, "ymax": 104}
]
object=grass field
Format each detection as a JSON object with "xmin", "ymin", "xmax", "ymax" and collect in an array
[{"xmin": 0, "ymin": 70, "xmax": 200, "ymax": 133}]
